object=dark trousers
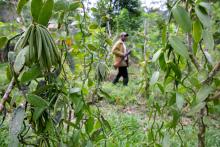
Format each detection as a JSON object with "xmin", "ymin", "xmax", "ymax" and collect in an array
[{"xmin": 113, "ymin": 66, "xmax": 128, "ymax": 86}]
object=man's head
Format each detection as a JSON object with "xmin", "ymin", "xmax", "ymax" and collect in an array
[{"xmin": 120, "ymin": 32, "xmax": 129, "ymax": 42}]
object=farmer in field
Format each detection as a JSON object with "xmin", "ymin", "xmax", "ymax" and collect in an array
[{"xmin": 112, "ymin": 32, "xmax": 131, "ymax": 86}]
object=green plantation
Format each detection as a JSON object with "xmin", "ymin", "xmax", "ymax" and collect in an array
[{"xmin": 0, "ymin": 0, "xmax": 220, "ymax": 146}]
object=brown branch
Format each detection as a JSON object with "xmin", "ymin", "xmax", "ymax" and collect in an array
[
  {"xmin": 203, "ymin": 61, "xmax": 220, "ymax": 84},
  {"xmin": 0, "ymin": 78, "xmax": 15, "ymax": 112},
  {"xmin": 187, "ymin": 33, "xmax": 201, "ymax": 71},
  {"xmin": 198, "ymin": 108, "xmax": 206, "ymax": 147},
  {"xmin": 206, "ymin": 90, "xmax": 220, "ymax": 101}
]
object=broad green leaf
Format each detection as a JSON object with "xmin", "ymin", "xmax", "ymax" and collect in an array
[
  {"xmin": 203, "ymin": 29, "xmax": 214, "ymax": 50},
  {"xmin": 152, "ymin": 49, "xmax": 162, "ymax": 62},
  {"xmin": 148, "ymin": 130, "xmax": 154, "ymax": 142},
  {"xmin": 87, "ymin": 44, "xmax": 97, "ymax": 51},
  {"xmin": 17, "ymin": 0, "xmax": 29, "ymax": 14},
  {"xmin": 70, "ymin": 94, "xmax": 84, "ymax": 113},
  {"xmin": 193, "ymin": 42, "xmax": 198, "ymax": 55},
  {"xmin": 170, "ymin": 110, "xmax": 180, "ymax": 128},
  {"xmin": 46, "ymin": 118, "xmax": 55, "ymax": 136},
  {"xmin": 101, "ymin": 115, "xmax": 111, "ymax": 132},
  {"xmin": 38, "ymin": 0, "xmax": 54, "ymax": 26},
  {"xmin": 176, "ymin": 93, "xmax": 184, "ymax": 110},
  {"xmin": 169, "ymin": 36, "xmax": 190, "ymax": 59},
  {"xmin": 150, "ymin": 71, "xmax": 160, "ymax": 85},
  {"xmin": 170, "ymin": 62, "xmax": 181, "ymax": 80},
  {"xmin": 33, "ymin": 107, "xmax": 46, "ymax": 121},
  {"xmin": 89, "ymin": 23, "xmax": 98, "ymax": 29},
  {"xmin": 9, "ymin": 106, "xmax": 25, "ymax": 147},
  {"xmin": 91, "ymin": 129, "xmax": 103, "ymax": 141},
  {"xmin": 31, "ymin": 0, "xmax": 43, "ymax": 22},
  {"xmin": 204, "ymin": 51, "xmax": 213, "ymax": 65},
  {"xmin": 195, "ymin": 5, "xmax": 211, "ymax": 28},
  {"xmin": 199, "ymin": 2, "xmax": 211, "ymax": 13},
  {"xmin": 105, "ymin": 38, "xmax": 112, "ymax": 46},
  {"xmin": 91, "ymin": 7, "xmax": 98, "ymax": 13},
  {"xmin": 74, "ymin": 32, "xmax": 83, "ymax": 41},
  {"xmin": 196, "ymin": 85, "xmax": 212, "ymax": 102},
  {"xmin": 172, "ymin": 5, "xmax": 192, "ymax": 32},
  {"xmin": 69, "ymin": 1, "xmax": 81, "ymax": 11},
  {"xmin": 87, "ymin": 78, "xmax": 94, "ymax": 87},
  {"xmin": 14, "ymin": 49, "xmax": 26, "ymax": 74},
  {"xmin": 157, "ymin": 83, "xmax": 165, "ymax": 94},
  {"xmin": 8, "ymin": 51, "xmax": 16, "ymax": 63},
  {"xmin": 188, "ymin": 102, "xmax": 206, "ymax": 116},
  {"xmin": 0, "ymin": 36, "xmax": 8, "ymax": 49},
  {"xmin": 54, "ymin": 0, "xmax": 68, "ymax": 12},
  {"xmin": 85, "ymin": 117, "xmax": 94, "ymax": 134},
  {"xmin": 159, "ymin": 53, "xmax": 167, "ymax": 71},
  {"xmin": 70, "ymin": 87, "xmax": 81, "ymax": 94},
  {"xmin": 193, "ymin": 20, "xmax": 202, "ymax": 43},
  {"xmin": 20, "ymin": 64, "xmax": 42, "ymax": 83},
  {"xmin": 26, "ymin": 94, "xmax": 49, "ymax": 108}
]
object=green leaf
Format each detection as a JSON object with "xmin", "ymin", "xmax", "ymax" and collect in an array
[
  {"xmin": 150, "ymin": 71, "xmax": 160, "ymax": 85},
  {"xmin": 169, "ymin": 36, "xmax": 190, "ymax": 59},
  {"xmin": 157, "ymin": 83, "xmax": 165, "ymax": 94},
  {"xmin": 101, "ymin": 115, "xmax": 111, "ymax": 132},
  {"xmin": 54, "ymin": 0, "xmax": 68, "ymax": 12},
  {"xmin": 9, "ymin": 106, "xmax": 25, "ymax": 147},
  {"xmin": 203, "ymin": 29, "xmax": 214, "ymax": 50},
  {"xmin": 196, "ymin": 85, "xmax": 212, "ymax": 102},
  {"xmin": 170, "ymin": 62, "xmax": 181, "ymax": 80},
  {"xmin": 87, "ymin": 44, "xmax": 97, "ymax": 51},
  {"xmin": 33, "ymin": 107, "xmax": 46, "ymax": 121},
  {"xmin": 193, "ymin": 20, "xmax": 202, "ymax": 43},
  {"xmin": 91, "ymin": 7, "xmax": 98, "ymax": 13},
  {"xmin": 85, "ymin": 117, "xmax": 94, "ymax": 134},
  {"xmin": 26, "ymin": 94, "xmax": 49, "ymax": 108},
  {"xmin": 170, "ymin": 110, "xmax": 180, "ymax": 128},
  {"xmin": 31, "ymin": 0, "xmax": 43, "ymax": 22},
  {"xmin": 204, "ymin": 51, "xmax": 213, "ymax": 65},
  {"xmin": 89, "ymin": 23, "xmax": 98, "ymax": 29},
  {"xmin": 74, "ymin": 32, "xmax": 83, "ymax": 42},
  {"xmin": 70, "ymin": 87, "xmax": 81, "ymax": 94},
  {"xmin": 91, "ymin": 129, "xmax": 103, "ymax": 142},
  {"xmin": 176, "ymin": 93, "xmax": 184, "ymax": 110},
  {"xmin": 195, "ymin": 5, "xmax": 211, "ymax": 28},
  {"xmin": 152, "ymin": 49, "xmax": 162, "ymax": 62},
  {"xmin": 69, "ymin": 1, "xmax": 81, "ymax": 11},
  {"xmin": 20, "ymin": 64, "xmax": 42, "ymax": 83},
  {"xmin": 159, "ymin": 53, "xmax": 167, "ymax": 71},
  {"xmin": 0, "ymin": 36, "xmax": 8, "ymax": 49},
  {"xmin": 38, "ymin": 0, "xmax": 54, "ymax": 26},
  {"xmin": 188, "ymin": 102, "xmax": 206, "ymax": 116},
  {"xmin": 172, "ymin": 5, "xmax": 192, "ymax": 32},
  {"xmin": 14, "ymin": 49, "xmax": 26, "ymax": 74},
  {"xmin": 17, "ymin": 0, "xmax": 29, "ymax": 14},
  {"xmin": 199, "ymin": 2, "xmax": 211, "ymax": 13},
  {"xmin": 105, "ymin": 38, "xmax": 112, "ymax": 46}
]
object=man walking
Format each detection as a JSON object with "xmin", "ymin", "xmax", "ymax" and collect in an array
[{"xmin": 112, "ymin": 32, "xmax": 130, "ymax": 86}]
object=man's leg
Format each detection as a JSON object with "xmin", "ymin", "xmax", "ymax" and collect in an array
[
  {"xmin": 121, "ymin": 67, "xmax": 129, "ymax": 86},
  {"xmin": 112, "ymin": 68, "xmax": 122, "ymax": 84}
]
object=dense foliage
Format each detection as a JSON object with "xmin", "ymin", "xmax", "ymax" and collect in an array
[{"xmin": 0, "ymin": 0, "xmax": 220, "ymax": 146}]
